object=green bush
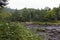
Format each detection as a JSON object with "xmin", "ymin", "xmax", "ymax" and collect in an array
[{"xmin": 0, "ymin": 22, "xmax": 40, "ymax": 40}]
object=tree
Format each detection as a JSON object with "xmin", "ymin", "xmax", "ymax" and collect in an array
[
  {"xmin": 53, "ymin": 7, "xmax": 59, "ymax": 21},
  {"xmin": 0, "ymin": 0, "xmax": 8, "ymax": 8},
  {"xmin": 44, "ymin": 10, "xmax": 55, "ymax": 21}
]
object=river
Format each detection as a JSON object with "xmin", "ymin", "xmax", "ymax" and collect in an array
[{"xmin": 26, "ymin": 24, "xmax": 60, "ymax": 40}]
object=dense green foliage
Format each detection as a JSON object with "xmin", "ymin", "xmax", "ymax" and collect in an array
[
  {"xmin": 1, "ymin": 6, "xmax": 60, "ymax": 22},
  {"xmin": 0, "ymin": 22, "xmax": 41, "ymax": 40}
]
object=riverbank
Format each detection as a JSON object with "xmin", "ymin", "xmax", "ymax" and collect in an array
[{"xmin": 25, "ymin": 21, "xmax": 60, "ymax": 26}]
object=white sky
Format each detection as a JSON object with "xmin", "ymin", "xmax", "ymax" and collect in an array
[{"xmin": 7, "ymin": 0, "xmax": 60, "ymax": 9}]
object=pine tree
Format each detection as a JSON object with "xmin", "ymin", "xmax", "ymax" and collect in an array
[{"xmin": 0, "ymin": 0, "xmax": 8, "ymax": 8}]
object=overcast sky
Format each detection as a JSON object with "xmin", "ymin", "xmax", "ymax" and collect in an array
[{"xmin": 7, "ymin": 0, "xmax": 60, "ymax": 9}]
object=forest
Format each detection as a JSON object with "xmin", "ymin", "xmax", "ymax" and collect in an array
[{"xmin": 1, "ymin": 6, "xmax": 60, "ymax": 22}]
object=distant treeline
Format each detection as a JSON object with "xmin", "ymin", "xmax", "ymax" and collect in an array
[{"xmin": 1, "ymin": 5, "xmax": 60, "ymax": 22}]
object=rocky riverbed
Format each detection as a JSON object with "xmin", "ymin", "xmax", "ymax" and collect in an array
[{"xmin": 26, "ymin": 24, "xmax": 60, "ymax": 40}]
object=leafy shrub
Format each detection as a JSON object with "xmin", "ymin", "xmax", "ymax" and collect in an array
[{"xmin": 0, "ymin": 22, "xmax": 40, "ymax": 40}]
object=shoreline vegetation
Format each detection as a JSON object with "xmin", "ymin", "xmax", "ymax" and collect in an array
[
  {"xmin": 25, "ymin": 21, "xmax": 60, "ymax": 26},
  {"xmin": 0, "ymin": 22, "xmax": 41, "ymax": 40}
]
